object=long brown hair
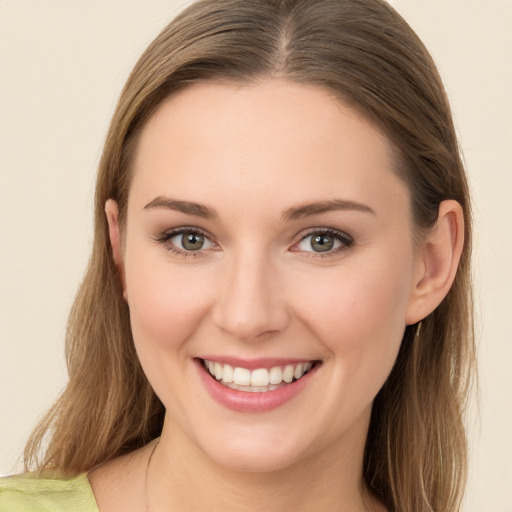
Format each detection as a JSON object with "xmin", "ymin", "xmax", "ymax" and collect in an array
[{"xmin": 25, "ymin": 1, "xmax": 475, "ymax": 510}]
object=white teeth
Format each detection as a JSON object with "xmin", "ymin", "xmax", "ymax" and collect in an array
[
  {"xmin": 269, "ymin": 366, "xmax": 283, "ymax": 385},
  {"xmin": 224, "ymin": 382, "xmax": 282, "ymax": 393},
  {"xmin": 233, "ymin": 367, "xmax": 251, "ymax": 386},
  {"xmin": 251, "ymin": 368, "xmax": 270, "ymax": 387},
  {"xmin": 203, "ymin": 359, "xmax": 315, "ymax": 390},
  {"xmin": 223, "ymin": 364, "xmax": 233, "ymax": 383},
  {"xmin": 283, "ymin": 365, "xmax": 294, "ymax": 383}
]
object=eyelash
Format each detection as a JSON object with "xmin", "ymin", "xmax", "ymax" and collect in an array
[
  {"xmin": 292, "ymin": 228, "xmax": 354, "ymax": 258},
  {"xmin": 154, "ymin": 226, "xmax": 354, "ymax": 259},
  {"xmin": 154, "ymin": 227, "xmax": 217, "ymax": 259}
]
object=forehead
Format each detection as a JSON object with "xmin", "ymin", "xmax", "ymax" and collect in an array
[{"xmin": 129, "ymin": 79, "xmax": 407, "ymax": 218}]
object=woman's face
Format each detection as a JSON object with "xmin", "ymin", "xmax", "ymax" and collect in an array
[{"xmin": 110, "ymin": 79, "xmax": 426, "ymax": 472}]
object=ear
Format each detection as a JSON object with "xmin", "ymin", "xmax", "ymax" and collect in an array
[
  {"xmin": 405, "ymin": 199, "xmax": 464, "ymax": 324},
  {"xmin": 105, "ymin": 199, "xmax": 127, "ymax": 300}
]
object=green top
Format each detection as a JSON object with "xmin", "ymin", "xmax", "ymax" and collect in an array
[{"xmin": 0, "ymin": 472, "xmax": 99, "ymax": 512}]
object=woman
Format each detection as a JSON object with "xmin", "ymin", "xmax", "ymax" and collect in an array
[{"xmin": 0, "ymin": 0, "xmax": 475, "ymax": 511}]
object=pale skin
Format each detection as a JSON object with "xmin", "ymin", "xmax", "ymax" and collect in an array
[{"xmin": 89, "ymin": 79, "xmax": 464, "ymax": 512}]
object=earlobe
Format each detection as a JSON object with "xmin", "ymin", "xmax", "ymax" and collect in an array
[
  {"xmin": 405, "ymin": 200, "xmax": 464, "ymax": 324},
  {"xmin": 105, "ymin": 199, "xmax": 127, "ymax": 299}
]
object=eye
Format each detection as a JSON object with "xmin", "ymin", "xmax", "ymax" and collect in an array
[
  {"xmin": 170, "ymin": 231, "xmax": 214, "ymax": 252},
  {"xmin": 155, "ymin": 227, "xmax": 216, "ymax": 256},
  {"xmin": 293, "ymin": 229, "xmax": 353, "ymax": 254}
]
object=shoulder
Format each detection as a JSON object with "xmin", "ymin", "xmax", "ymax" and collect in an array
[{"xmin": 0, "ymin": 472, "xmax": 99, "ymax": 512}]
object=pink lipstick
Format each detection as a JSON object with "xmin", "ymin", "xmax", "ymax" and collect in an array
[{"xmin": 195, "ymin": 357, "xmax": 320, "ymax": 413}]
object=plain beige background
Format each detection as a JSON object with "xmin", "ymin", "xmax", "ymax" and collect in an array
[{"xmin": 1, "ymin": 1, "xmax": 511, "ymax": 510}]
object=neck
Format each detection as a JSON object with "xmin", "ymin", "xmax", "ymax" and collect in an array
[{"xmin": 147, "ymin": 414, "xmax": 383, "ymax": 512}]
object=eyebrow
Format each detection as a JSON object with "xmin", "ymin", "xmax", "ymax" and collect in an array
[
  {"xmin": 281, "ymin": 199, "xmax": 375, "ymax": 221},
  {"xmin": 143, "ymin": 196, "xmax": 219, "ymax": 219},
  {"xmin": 143, "ymin": 196, "xmax": 375, "ymax": 221}
]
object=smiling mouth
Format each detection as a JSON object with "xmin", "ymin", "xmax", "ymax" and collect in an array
[{"xmin": 200, "ymin": 358, "xmax": 320, "ymax": 393}]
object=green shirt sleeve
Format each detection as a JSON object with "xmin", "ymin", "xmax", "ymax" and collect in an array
[{"xmin": 0, "ymin": 472, "xmax": 100, "ymax": 512}]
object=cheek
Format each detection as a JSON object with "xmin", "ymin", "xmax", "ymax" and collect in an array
[
  {"xmin": 124, "ymin": 251, "xmax": 213, "ymax": 354},
  {"xmin": 123, "ymin": 250, "xmax": 217, "ymax": 414},
  {"xmin": 288, "ymin": 255, "xmax": 413, "ymax": 435},
  {"xmin": 291, "ymin": 251, "xmax": 413, "ymax": 367}
]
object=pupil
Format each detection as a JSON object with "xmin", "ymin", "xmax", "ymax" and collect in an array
[
  {"xmin": 311, "ymin": 234, "xmax": 334, "ymax": 252},
  {"xmin": 182, "ymin": 233, "xmax": 204, "ymax": 251}
]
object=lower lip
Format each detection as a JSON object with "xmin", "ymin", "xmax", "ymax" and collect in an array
[{"xmin": 195, "ymin": 359, "xmax": 319, "ymax": 413}]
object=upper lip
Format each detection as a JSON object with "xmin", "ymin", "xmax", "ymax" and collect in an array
[{"xmin": 196, "ymin": 356, "xmax": 320, "ymax": 370}]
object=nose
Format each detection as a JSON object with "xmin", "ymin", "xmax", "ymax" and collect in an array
[{"xmin": 212, "ymin": 251, "xmax": 290, "ymax": 341}]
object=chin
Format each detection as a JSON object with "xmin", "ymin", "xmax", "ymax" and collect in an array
[
  {"xmin": 208, "ymin": 444, "xmax": 302, "ymax": 474},
  {"xmin": 196, "ymin": 427, "xmax": 309, "ymax": 474}
]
